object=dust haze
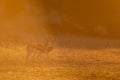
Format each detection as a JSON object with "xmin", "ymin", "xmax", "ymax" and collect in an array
[{"xmin": 0, "ymin": 0, "xmax": 120, "ymax": 80}]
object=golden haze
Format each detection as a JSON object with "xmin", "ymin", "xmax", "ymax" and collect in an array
[{"xmin": 0, "ymin": 0, "xmax": 120, "ymax": 80}]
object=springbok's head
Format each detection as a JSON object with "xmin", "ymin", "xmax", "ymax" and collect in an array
[{"xmin": 45, "ymin": 36, "xmax": 56, "ymax": 51}]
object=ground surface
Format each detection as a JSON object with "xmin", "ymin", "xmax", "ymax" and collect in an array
[{"xmin": 0, "ymin": 37, "xmax": 120, "ymax": 80}]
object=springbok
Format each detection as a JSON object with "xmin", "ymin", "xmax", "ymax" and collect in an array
[{"xmin": 26, "ymin": 37, "xmax": 55, "ymax": 60}]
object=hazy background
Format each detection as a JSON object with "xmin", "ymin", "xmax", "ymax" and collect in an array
[
  {"xmin": 42, "ymin": 0, "xmax": 120, "ymax": 39},
  {"xmin": 0, "ymin": 0, "xmax": 120, "ymax": 42}
]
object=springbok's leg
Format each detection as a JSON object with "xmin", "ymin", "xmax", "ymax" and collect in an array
[
  {"xmin": 42, "ymin": 53, "xmax": 49, "ymax": 64},
  {"xmin": 36, "ymin": 52, "xmax": 41, "ymax": 60},
  {"xmin": 26, "ymin": 49, "xmax": 35, "ymax": 60},
  {"xmin": 26, "ymin": 49, "xmax": 31, "ymax": 60}
]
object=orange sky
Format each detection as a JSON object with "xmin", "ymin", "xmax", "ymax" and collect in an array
[
  {"xmin": 0, "ymin": 0, "xmax": 120, "ymax": 39},
  {"xmin": 43, "ymin": 0, "xmax": 120, "ymax": 38}
]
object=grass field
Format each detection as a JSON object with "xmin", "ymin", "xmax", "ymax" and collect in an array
[{"xmin": 0, "ymin": 37, "xmax": 120, "ymax": 80}]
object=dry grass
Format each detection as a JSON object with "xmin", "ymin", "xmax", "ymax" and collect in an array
[{"xmin": 0, "ymin": 41, "xmax": 120, "ymax": 80}]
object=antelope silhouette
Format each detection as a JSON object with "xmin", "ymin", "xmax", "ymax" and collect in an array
[{"xmin": 26, "ymin": 37, "xmax": 55, "ymax": 60}]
